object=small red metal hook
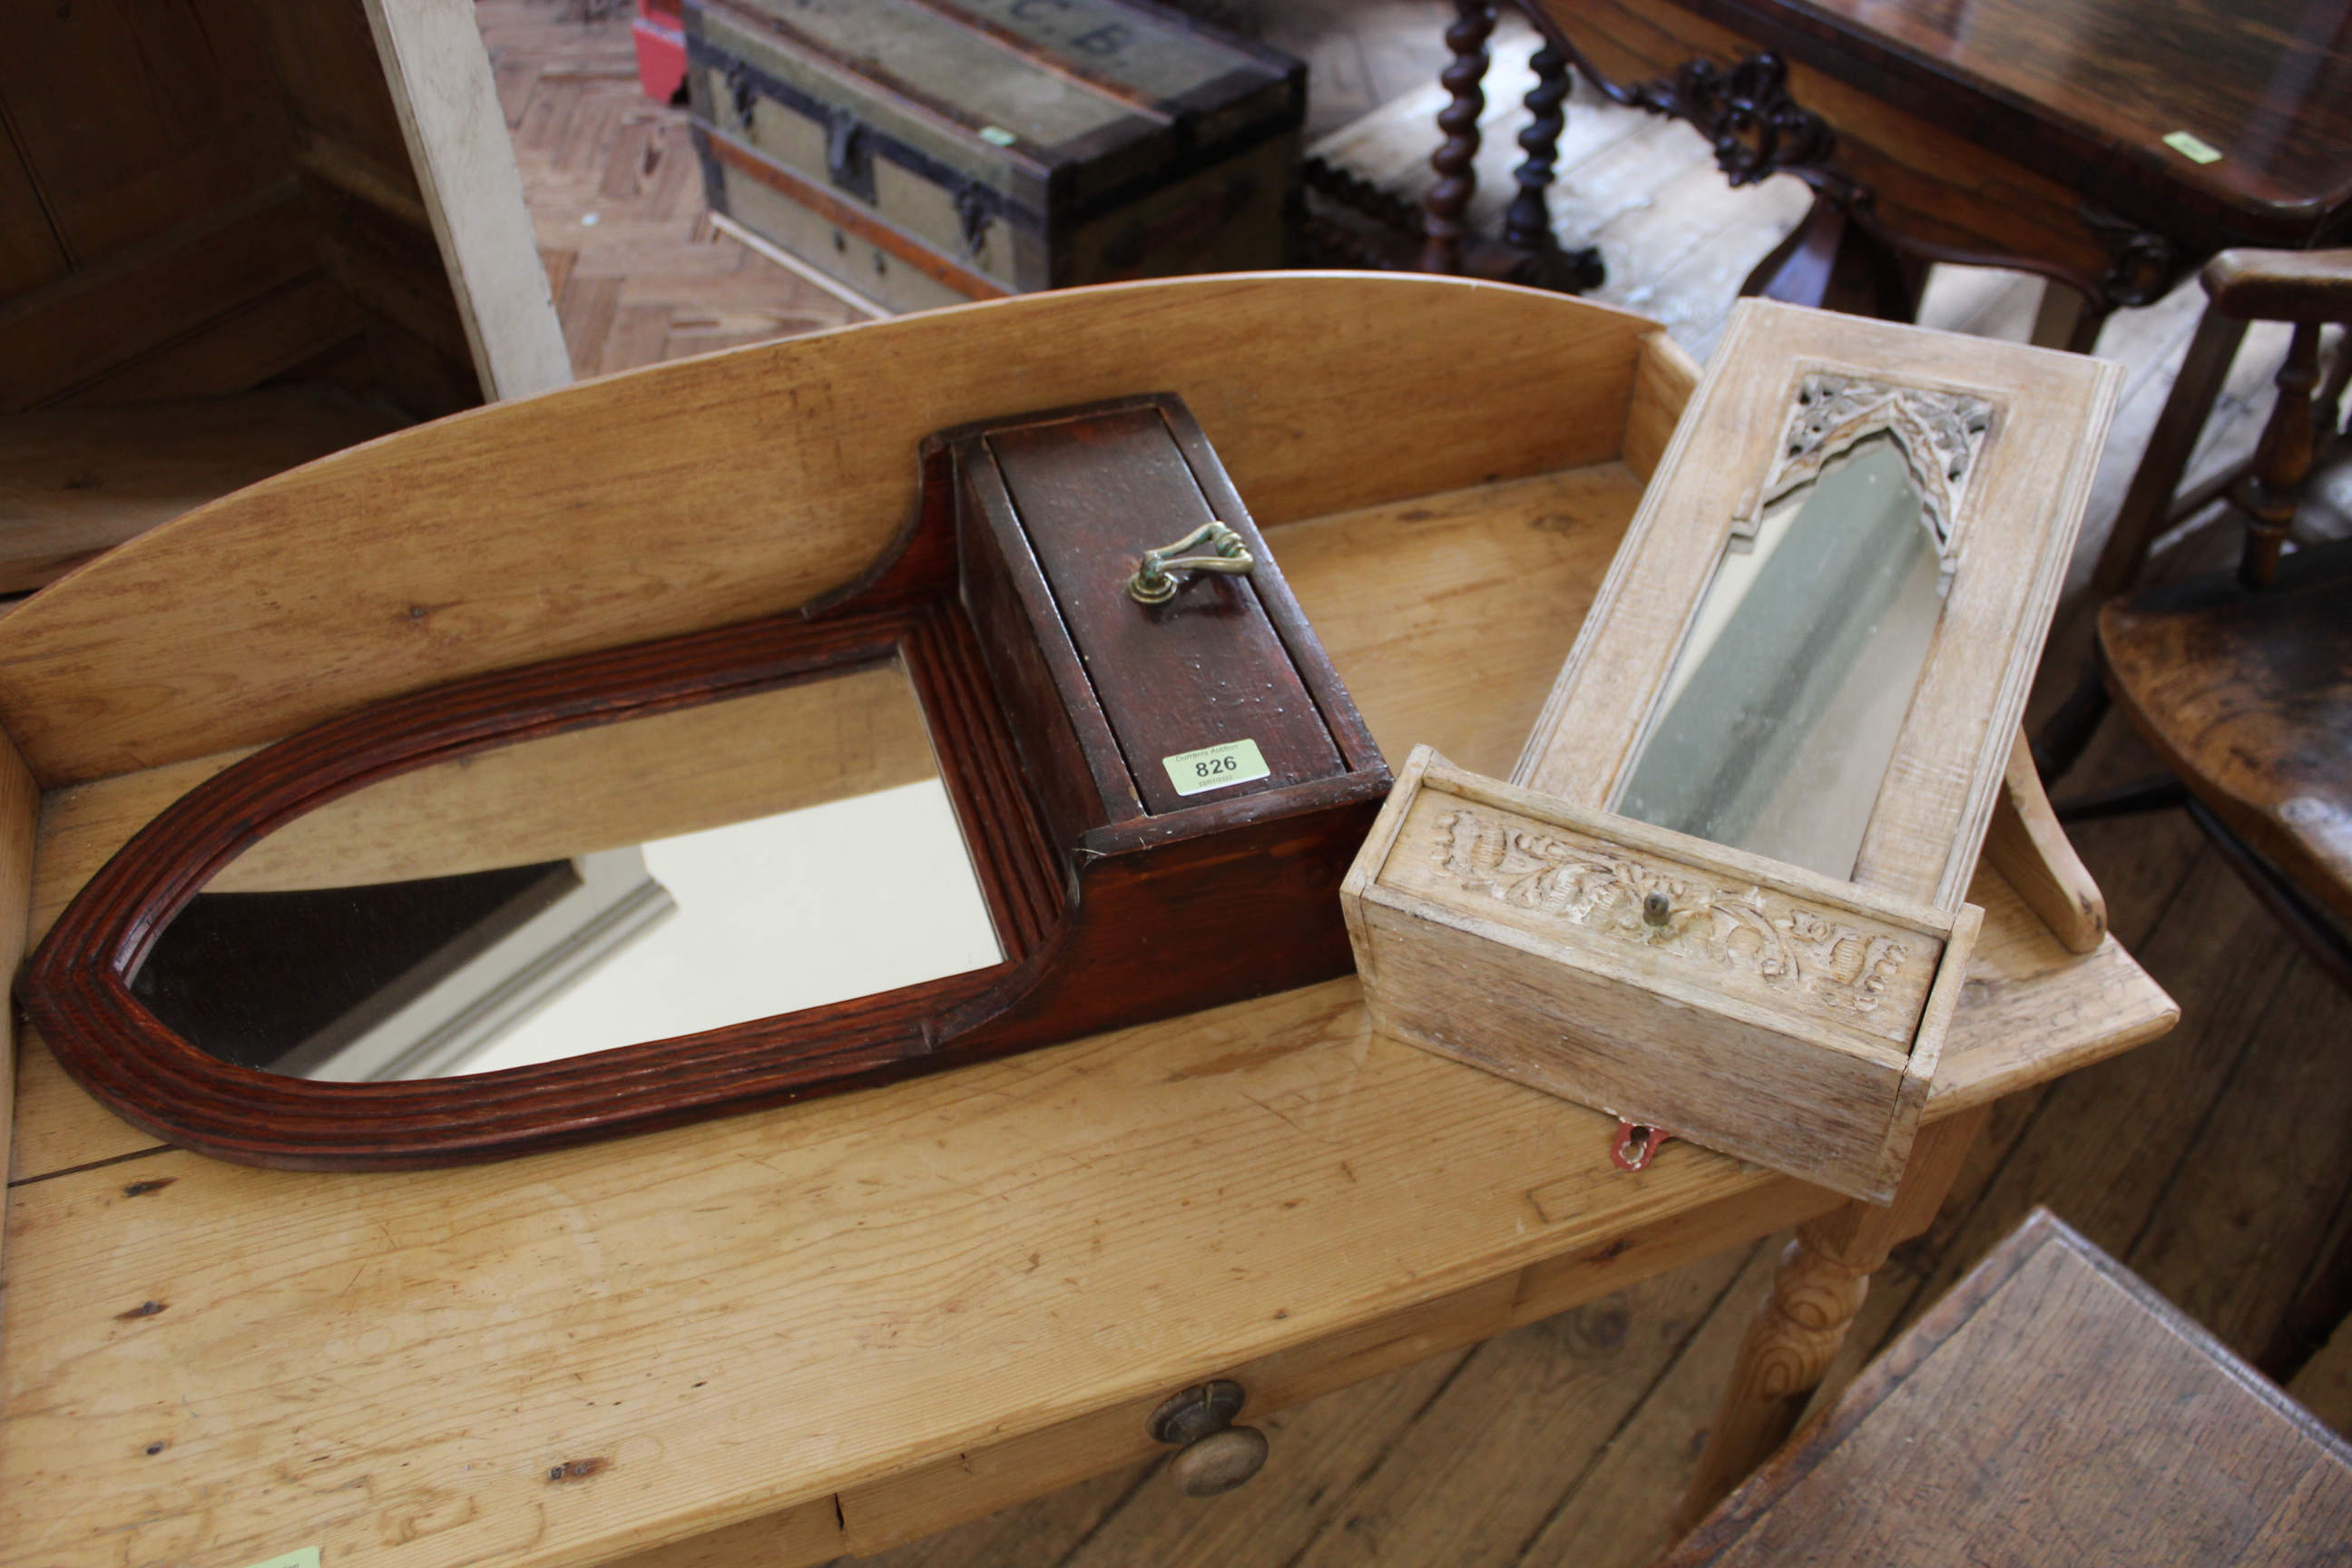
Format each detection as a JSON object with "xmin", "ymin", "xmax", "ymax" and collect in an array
[{"xmin": 1612, "ymin": 1119, "xmax": 1673, "ymax": 1171}]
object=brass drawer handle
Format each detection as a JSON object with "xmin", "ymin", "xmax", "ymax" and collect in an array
[
  {"xmin": 1127, "ymin": 521, "xmax": 1253, "ymax": 604},
  {"xmin": 1147, "ymin": 1379, "xmax": 1268, "ymax": 1495}
]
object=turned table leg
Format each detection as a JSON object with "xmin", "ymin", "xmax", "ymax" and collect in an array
[
  {"xmin": 1671, "ymin": 1103, "xmax": 1991, "ymax": 1534},
  {"xmin": 1421, "ymin": 1, "xmax": 1497, "ymax": 275},
  {"xmin": 1502, "ymin": 39, "xmax": 1570, "ymax": 254}
]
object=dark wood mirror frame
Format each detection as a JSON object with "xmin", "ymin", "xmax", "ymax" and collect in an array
[{"xmin": 20, "ymin": 396, "xmax": 1389, "ymax": 1171}]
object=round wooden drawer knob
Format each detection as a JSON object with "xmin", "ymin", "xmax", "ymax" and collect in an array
[{"xmin": 1147, "ymin": 1379, "xmax": 1269, "ymax": 1496}]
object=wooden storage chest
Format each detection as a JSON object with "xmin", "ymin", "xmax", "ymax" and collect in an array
[{"xmin": 684, "ymin": 0, "xmax": 1303, "ymax": 313}]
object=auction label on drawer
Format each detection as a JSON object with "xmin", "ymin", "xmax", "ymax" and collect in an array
[
  {"xmin": 1164, "ymin": 739, "xmax": 1270, "ymax": 797},
  {"xmin": 240, "ymin": 1552, "xmax": 321, "ymax": 1568}
]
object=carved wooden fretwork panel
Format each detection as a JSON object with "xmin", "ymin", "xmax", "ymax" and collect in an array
[
  {"xmin": 1753, "ymin": 374, "xmax": 1997, "ymax": 556},
  {"xmin": 1429, "ymin": 803, "xmax": 1936, "ymax": 1025}
]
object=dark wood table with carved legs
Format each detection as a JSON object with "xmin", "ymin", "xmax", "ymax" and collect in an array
[{"xmin": 1409, "ymin": 0, "xmax": 2352, "ymax": 356}]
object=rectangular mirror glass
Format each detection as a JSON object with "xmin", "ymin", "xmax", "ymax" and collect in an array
[
  {"xmin": 130, "ymin": 665, "xmax": 1004, "ymax": 1081},
  {"xmin": 1613, "ymin": 432, "xmax": 1947, "ymax": 880}
]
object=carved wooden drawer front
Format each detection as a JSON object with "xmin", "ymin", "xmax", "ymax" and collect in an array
[{"xmin": 1348, "ymin": 754, "xmax": 1975, "ymax": 1201}]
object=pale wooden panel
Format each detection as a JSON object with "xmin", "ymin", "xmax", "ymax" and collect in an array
[
  {"xmin": 212, "ymin": 665, "xmax": 938, "ymax": 892},
  {"xmin": 1622, "ymin": 328, "xmax": 1702, "ymax": 484},
  {"xmin": 1875, "ymin": 900, "xmax": 1981, "ymax": 1199},
  {"xmin": 31, "ymin": 750, "xmax": 258, "ymax": 950},
  {"xmin": 7, "ymin": 1033, "xmax": 158, "ymax": 1183},
  {"xmin": 1983, "ymin": 727, "xmax": 2107, "ymax": 954},
  {"xmin": 1272, "ymin": 466, "xmax": 1649, "ymax": 781},
  {"xmin": 1515, "ymin": 299, "xmax": 2121, "ymax": 913},
  {"xmin": 358, "ymin": 0, "xmax": 573, "ymax": 400},
  {"xmin": 1346, "ymin": 749, "xmax": 1974, "ymax": 1200},
  {"xmin": 0, "ymin": 274, "xmax": 1657, "ymax": 788},
  {"xmin": 1927, "ymin": 865, "xmax": 2180, "ymax": 1116},
  {"xmin": 1360, "ymin": 897, "xmax": 1905, "ymax": 1189}
]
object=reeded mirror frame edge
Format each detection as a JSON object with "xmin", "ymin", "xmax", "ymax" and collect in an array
[{"xmin": 19, "ymin": 600, "xmax": 1057, "ymax": 1171}]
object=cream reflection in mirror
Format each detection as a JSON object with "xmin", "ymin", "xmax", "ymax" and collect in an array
[{"xmin": 129, "ymin": 670, "xmax": 1005, "ymax": 1081}]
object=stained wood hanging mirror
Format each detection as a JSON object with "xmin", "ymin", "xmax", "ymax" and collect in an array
[
  {"xmin": 23, "ymin": 394, "xmax": 1388, "ymax": 1169},
  {"xmin": 1345, "ymin": 302, "xmax": 2122, "ymax": 1203}
]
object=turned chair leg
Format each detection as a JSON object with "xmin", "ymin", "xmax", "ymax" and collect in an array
[
  {"xmin": 1671, "ymin": 1104, "xmax": 1989, "ymax": 1535},
  {"xmin": 1421, "ymin": 2, "xmax": 1496, "ymax": 276},
  {"xmin": 2236, "ymin": 319, "xmax": 2325, "ymax": 591}
]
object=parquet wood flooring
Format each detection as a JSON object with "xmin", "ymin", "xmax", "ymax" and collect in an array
[
  {"xmin": 1302, "ymin": 17, "xmax": 1810, "ymax": 367},
  {"xmin": 475, "ymin": 0, "xmax": 858, "ymax": 380},
  {"xmin": 479, "ymin": 3, "xmax": 2352, "ymax": 1559}
]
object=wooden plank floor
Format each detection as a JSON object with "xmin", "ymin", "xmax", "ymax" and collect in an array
[{"xmin": 466, "ymin": 3, "xmax": 2352, "ymax": 1562}]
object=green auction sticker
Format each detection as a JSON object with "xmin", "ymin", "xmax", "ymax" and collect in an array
[
  {"xmin": 2162, "ymin": 130, "xmax": 2222, "ymax": 164},
  {"xmin": 1163, "ymin": 738, "xmax": 1269, "ymax": 797},
  {"xmin": 240, "ymin": 1551, "xmax": 321, "ymax": 1568}
]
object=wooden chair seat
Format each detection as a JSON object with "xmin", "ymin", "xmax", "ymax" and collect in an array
[
  {"xmin": 1658, "ymin": 1209, "xmax": 2352, "ymax": 1566},
  {"xmin": 2101, "ymin": 538, "xmax": 2352, "ymax": 931}
]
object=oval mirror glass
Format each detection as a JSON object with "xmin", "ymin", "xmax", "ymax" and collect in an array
[
  {"xmin": 1614, "ymin": 432, "xmax": 1947, "ymax": 879},
  {"xmin": 128, "ymin": 664, "xmax": 1004, "ymax": 1080}
]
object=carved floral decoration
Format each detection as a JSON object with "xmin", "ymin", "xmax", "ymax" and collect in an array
[
  {"xmin": 1753, "ymin": 374, "xmax": 1997, "ymax": 556},
  {"xmin": 1436, "ymin": 806, "xmax": 1913, "ymax": 1016}
]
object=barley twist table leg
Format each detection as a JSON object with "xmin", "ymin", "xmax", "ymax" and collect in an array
[{"xmin": 1421, "ymin": 1, "xmax": 1497, "ymax": 275}]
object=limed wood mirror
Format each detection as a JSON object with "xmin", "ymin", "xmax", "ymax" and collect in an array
[
  {"xmin": 1345, "ymin": 302, "xmax": 2122, "ymax": 1202},
  {"xmin": 24, "ymin": 394, "xmax": 1387, "ymax": 1169}
]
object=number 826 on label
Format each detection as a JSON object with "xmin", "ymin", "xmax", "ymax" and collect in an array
[{"xmin": 1161, "ymin": 739, "xmax": 1271, "ymax": 798}]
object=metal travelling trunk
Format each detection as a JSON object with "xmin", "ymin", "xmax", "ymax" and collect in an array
[{"xmin": 682, "ymin": 0, "xmax": 1305, "ymax": 314}]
